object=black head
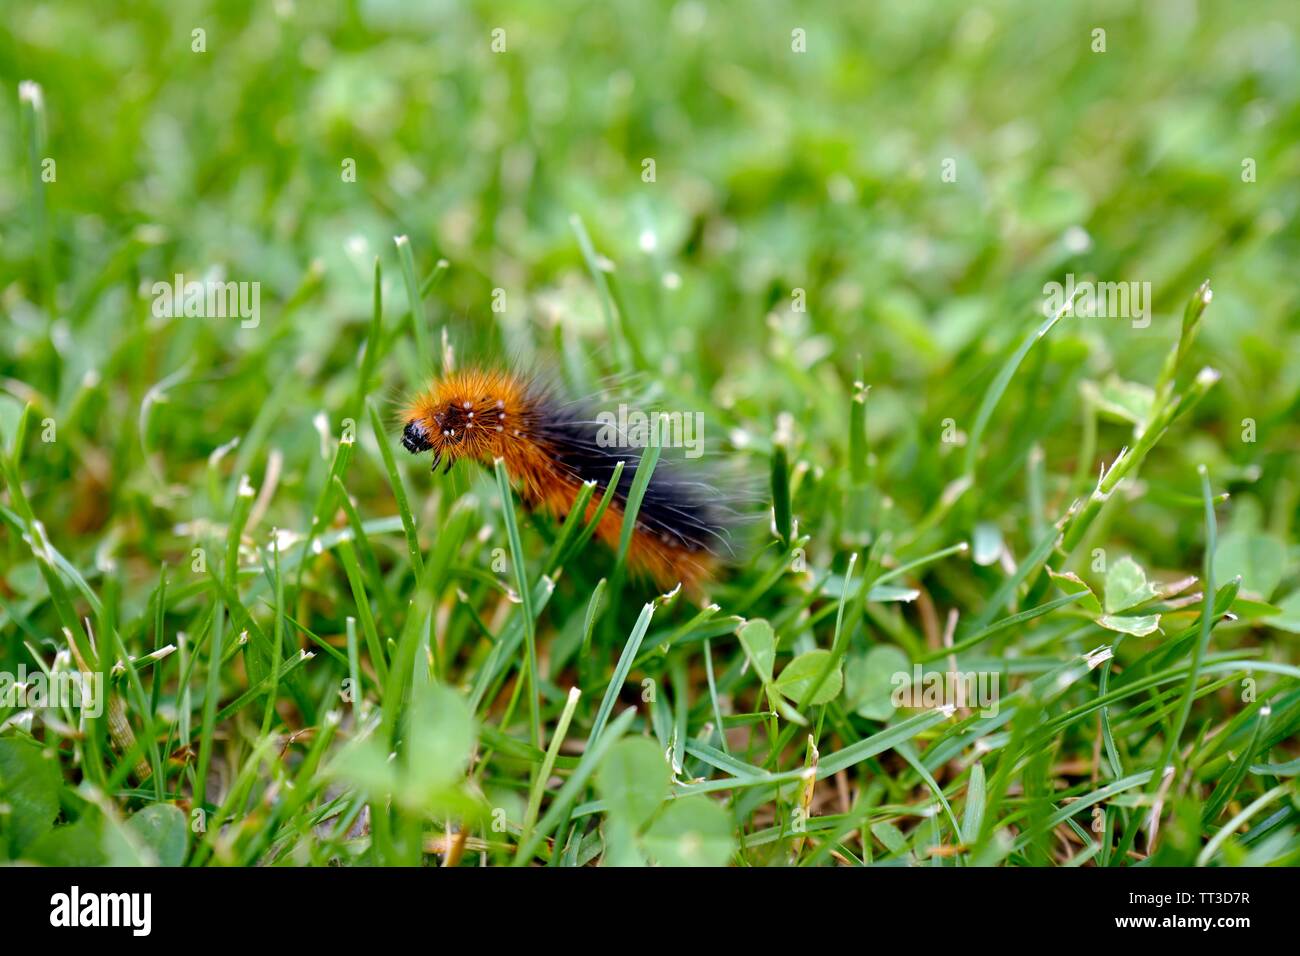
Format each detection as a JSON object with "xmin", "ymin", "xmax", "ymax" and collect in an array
[{"xmin": 401, "ymin": 419, "xmax": 433, "ymax": 454}]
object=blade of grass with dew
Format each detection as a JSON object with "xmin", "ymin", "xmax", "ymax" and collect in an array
[
  {"xmin": 336, "ymin": 538, "xmax": 388, "ymax": 688},
  {"xmin": 541, "ymin": 478, "xmax": 596, "ymax": 575},
  {"xmin": 351, "ymin": 257, "xmax": 385, "ymax": 419},
  {"xmin": 367, "ymin": 400, "xmax": 424, "ymax": 579},
  {"xmin": 394, "ymin": 235, "xmax": 432, "ymax": 373},
  {"xmin": 577, "ymin": 577, "xmax": 607, "ymax": 699},
  {"xmin": 817, "ymin": 709, "xmax": 953, "ymax": 778},
  {"xmin": 1142, "ymin": 464, "xmax": 1219, "ymax": 837},
  {"xmin": 615, "ymin": 445, "xmax": 661, "ymax": 573},
  {"xmin": 569, "ymin": 214, "xmax": 630, "ymax": 371},
  {"xmin": 845, "ymin": 380, "xmax": 872, "ymax": 545},
  {"xmin": 495, "ymin": 456, "xmax": 541, "ymax": 748},
  {"xmin": 586, "ymin": 600, "xmax": 657, "ymax": 749},
  {"xmin": 519, "ymin": 686, "xmax": 582, "ymax": 853},
  {"xmin": 962, "ymin": 299, "xmax": 1071, "ymax": 480},
  {"xmin": 514, "ymin": 705, "xmax": 638, "ymax": 865},
  {"xmin": 345, "ymin": 616, "xmax": 362, "ymax": 724},
  {"xmin": 771, "ymin": 433, "xmax": 793, "ymax": 548},
  {"xmin": 193, "ymin": 595, "xmax": 225, "ymax": 813},
  {"xmin": 556, "ymin": 460, "xmax": 625, "ymax": 570},
  {"xmin": 332, "ymin": 475, "xmax": 398, "ymax": 627}
]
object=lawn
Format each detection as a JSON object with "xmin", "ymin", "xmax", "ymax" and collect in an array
[{"xmin": 0, "ymin": 0, "xmax": 1297, "ymax": 867}]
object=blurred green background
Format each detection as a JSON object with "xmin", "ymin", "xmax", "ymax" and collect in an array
[{"xmin": 2, "ymin": 1, "xmax": 1297, "ymax": 577}]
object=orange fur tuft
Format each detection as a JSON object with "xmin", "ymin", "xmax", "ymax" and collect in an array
[{"xmin": 401, "ymin": 368, "xmax": 719, "ymax": 593}]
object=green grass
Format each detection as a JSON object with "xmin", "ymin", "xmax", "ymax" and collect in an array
[{"xmin": 1, "ymin": 1, "xmax": 1298, "ymax": 867}]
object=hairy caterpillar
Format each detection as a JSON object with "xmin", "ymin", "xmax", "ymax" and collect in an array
[{"xmin": 400, "ymin": 367, "xmax": 732, "ymax": 593}]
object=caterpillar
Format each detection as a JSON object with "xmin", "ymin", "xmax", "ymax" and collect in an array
[{"xmin": 400, "ymin": 367, "xmax": 732, "ymax": 594}]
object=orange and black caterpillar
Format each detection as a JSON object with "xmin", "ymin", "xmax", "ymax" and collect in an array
[{"xmin": 401, "ymin": 367, "xmax": 730, "ymax": 593}]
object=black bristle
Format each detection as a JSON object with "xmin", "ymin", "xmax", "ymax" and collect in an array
[{"xmin": 529, "ymin": 386, "xmax": 735, "ymax": 557}]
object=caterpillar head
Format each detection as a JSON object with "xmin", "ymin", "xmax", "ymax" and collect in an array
[{"xmin": 402, "ymin": 383, "xmax": 512, "ymax": 472}]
